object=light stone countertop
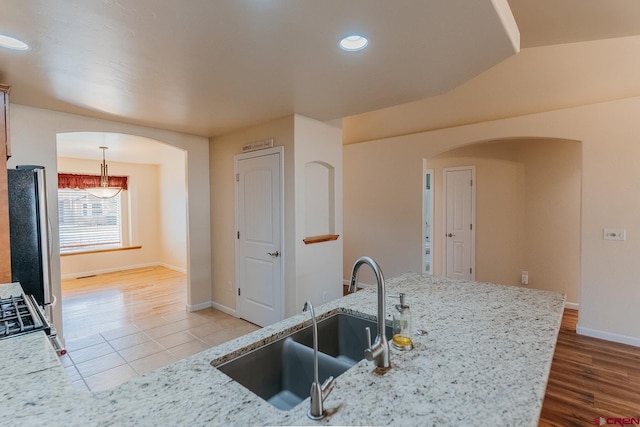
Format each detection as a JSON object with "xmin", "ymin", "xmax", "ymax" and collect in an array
[{"xmin": 0, "ymin": 274, "xmax": 565, "ymax": 426}]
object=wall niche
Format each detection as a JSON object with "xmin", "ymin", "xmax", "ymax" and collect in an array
[{"xmin": 303, "ymin": 161, "xmax": 338, "ymax": 244}]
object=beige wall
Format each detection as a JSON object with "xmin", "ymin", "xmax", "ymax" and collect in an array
[
  {"xmin": 158, "ymin": 159, "xmax": 187, "ymax": 272},
  {"xmin": 209, "ymin": 114, "xmax": 343, "ymax": 319},
  {"xmin": 429, "ymin": 152, "xmax": 525, "ymax": 286},
  {"xmin": 57, "ymin": 157, "xmax": 162, "ymax": 277},
  {"xmin": 344, "ymin": 140, "xmax": 423, "ymax": 286},
  {"xmin": 519, "ymin": 140, "xmax": 581, "ymax": 303},
  {"xmin": 293, "ymin": 115, "xmax": 343, "ymax": 309},
  {"xmin": 428, "ymin": 139, "xmax": 581, "ymax": 303},
  {"xmin": 210, "ymin": 115, "xmax": 295, "ymax": 315},
  {"xmin": 344, "ymin": 96, "xmax": 640, "ymax": 345},
  {"xmin": 8, "ymin": 104, "xmax": 210, "ymax": 340}
]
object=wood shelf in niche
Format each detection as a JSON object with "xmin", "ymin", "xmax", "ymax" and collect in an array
[{"xmin": 303, "ymin": 234, "xmax": 339, "ymax": 245}]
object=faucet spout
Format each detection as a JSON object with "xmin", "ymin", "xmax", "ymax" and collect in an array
[
  {"xmin": 303, "ymin": 300, "xmax": 334, "ymax": 420},
  {"xmin": 349, "ymin": 256, "xmax": 391, "ymax": 369}
]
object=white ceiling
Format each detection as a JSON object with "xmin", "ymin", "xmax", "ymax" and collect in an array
[
  {"xmin": 2, "ymin": 0, "xmax": 518, "ymax": 140},
  {"xmin": 56, "ymin": 132, "xmax": 183, "ymax": 165},
  {"xmin": 5, "ymin": 1, "xmax": 640, "ymax": 162}
]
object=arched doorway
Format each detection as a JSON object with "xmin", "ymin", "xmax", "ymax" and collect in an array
[
  {"xmin": 426, "ymin": 137, "xmax": 581, "ymax": 306},
  {"xmin": 56, "ymin": 132, "xmax": 188, "ymax": 337}
]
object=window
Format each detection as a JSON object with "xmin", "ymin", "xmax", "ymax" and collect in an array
[{"xmin": 58, "ymin": 189, "xmax": 122, "ymax": 254}]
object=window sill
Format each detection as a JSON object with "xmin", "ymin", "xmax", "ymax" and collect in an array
[{"xmin": 60, "ymin": 245, "xmax": 142, "ymax": 257}]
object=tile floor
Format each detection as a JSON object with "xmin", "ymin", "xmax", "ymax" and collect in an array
[{"xmin": 61, "ymin": 307, "xmax": 260, "ymax": 392}]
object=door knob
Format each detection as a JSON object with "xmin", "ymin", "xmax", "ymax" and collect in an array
[
  {"xmin": 267, "ymin": 250, "xmax": 280, "ymax": 258},
  {"xmin": 447, "ymin": 233, "xmax": 455, "ymax": 238}
]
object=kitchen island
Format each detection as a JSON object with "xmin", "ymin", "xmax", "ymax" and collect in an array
[{"xmin": 1, "ymin": 273, "xmax": 565, "ymax": 426}]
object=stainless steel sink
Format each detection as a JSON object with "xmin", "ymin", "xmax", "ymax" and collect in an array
[
  {"xmin": 292, "ymin": 312, "xmax": 392, "ymax": 365},
  {"xmin": 213, "ymin": 313, "xmax": 391, "ymax": 411}
]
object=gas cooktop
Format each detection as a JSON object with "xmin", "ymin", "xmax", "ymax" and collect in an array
[{"xmin": 0, "ymin": 294, "xmax": 46, "ymax": 339}]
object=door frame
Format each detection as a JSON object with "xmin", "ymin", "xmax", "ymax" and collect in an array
[
  {"xmin": 233, "ymin": 146, "xmax": 285, "ymax": 322},
  {"xmin": 442, "ymin": 166, "xmax": 476, "ymax": 281},
  {"xmin": 422, "ymin": 160, "xmax": 434, "ymax": 275}
]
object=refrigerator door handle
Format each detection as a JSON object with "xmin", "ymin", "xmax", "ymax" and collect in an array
[
  {"xmin": 35, "ymin": 168, "xmax": 53, "ymax": 307},
  {"xmin": 48, "ymin": 218, "xmax": 53, "ymax": 259}
]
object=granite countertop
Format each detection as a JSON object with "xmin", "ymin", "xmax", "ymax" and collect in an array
[{"xmin": 0, "ymin": 274, "xmax": 565, "ymax": 426}]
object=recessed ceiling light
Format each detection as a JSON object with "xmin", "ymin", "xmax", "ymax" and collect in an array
[
  {"xmin": 339, "ymin": 35, "xmax": 368, "ymax": 52},
  {"xmin": 0, "ymin": 34, "xmax": 29, "ymax": 51}
]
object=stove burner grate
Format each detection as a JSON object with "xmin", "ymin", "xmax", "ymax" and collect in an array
[{"xmin": 0, "ymin": 295, "xmax": 41, "ymax": 338}]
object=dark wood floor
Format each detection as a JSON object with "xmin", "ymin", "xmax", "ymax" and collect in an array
[{"xmin": 539, "ymin": 309, "xmax": 640, "ymax": 426}]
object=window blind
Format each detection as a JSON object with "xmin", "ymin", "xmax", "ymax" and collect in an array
[{"xmin": 58, "ymin": 189, "xmax": 122, "ymax": 253}]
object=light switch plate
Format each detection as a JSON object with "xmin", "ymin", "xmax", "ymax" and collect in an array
[{"xmin": 603, "ymin": 228, "xmax": 626, "ymax": 241}]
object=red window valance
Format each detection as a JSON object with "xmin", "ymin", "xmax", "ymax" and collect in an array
[{"xmin": 58, "ymin": 173, "xmax": 128, "ymax": 190}]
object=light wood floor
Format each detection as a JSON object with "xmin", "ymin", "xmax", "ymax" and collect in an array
[
  {"xmin": 60, "ymin": 266, "xmax": 259, "ymax": 391},
  {"xmin": 62, "ymin": 266, "xmax": 191, "ymax": 340},
  {"xmin": 539, "ymin": 309, "xmax": 640, "ymax": 426}
]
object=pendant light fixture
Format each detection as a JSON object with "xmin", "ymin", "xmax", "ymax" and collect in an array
[{"xmin": 86, "ymin": 146, "xmax": 122, "ymax": 198}]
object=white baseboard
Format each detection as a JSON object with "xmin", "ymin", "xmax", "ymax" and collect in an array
[
  {"xmin": 577, "ymin": 325, "xmax": 640, "ymax": 347},
  {"xmin": 61, "ymin": 262, "xmax": 188, "ymax": 280},
  {"xmin": 159, "ymin": 263, "xmax": 187, "ymax": 274},
  {"xmin": 564, "ymin": 301, "xmax": 579, "ymax": 310},
  {"xmin": 211, "ymin": 301, "xmax": 237, "ymax": 317},
  {"xmin": 188, "ymin": 301, "xmax": 237, "ymax": 315},
  {"xmin": 187, "ymin": 300, "xmax": 213, "ymax": 312},
  {"xmin": 61, "ymin": 262, "xmax": 161, "ymax": 280}
]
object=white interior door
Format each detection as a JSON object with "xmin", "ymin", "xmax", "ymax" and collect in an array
[
  {"xmin": 236, "ymin": 148, "xmax": 283, "ymax": 326},
  {"xmin": 444, "ymin": 167, "xmax": 475, "ymax": 281}
]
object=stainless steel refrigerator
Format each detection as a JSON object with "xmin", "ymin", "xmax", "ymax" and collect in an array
[{"xmin": 7, "ymin": 165, "xmax": 52, "ymax": 310}]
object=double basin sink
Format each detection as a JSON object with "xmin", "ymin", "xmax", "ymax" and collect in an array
[{"xmin": 212, "ymin": 313, "xmax": 391, "ymax": 411}]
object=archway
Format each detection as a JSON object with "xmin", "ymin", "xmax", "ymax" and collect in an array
[
  {"xmin": 427, "ymin": 137, "xmax": 581, "ymax": 305},
  {"xmin": 56, "ymin": 132, "xmax": 188, "ymax": 337}
]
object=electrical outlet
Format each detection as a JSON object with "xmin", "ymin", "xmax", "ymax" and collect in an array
[
  {"xmin": 322, "ymin": 291, "xmax": 328, "ymax": 303},
  {"xmin": 603, "ymin": 228, "xmax": 626, "ymax": 241},
  {"xmin": 521, "ymin": 271, "xmax": 529, "ymax": 286},
  {"xmin": 228, "ymin": 281, "xmax": 233, "ymax": 291}
]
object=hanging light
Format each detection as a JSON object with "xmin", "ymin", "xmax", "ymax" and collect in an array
[{"xmin": 86, "ymin": 146, "xmax": 122, "ymax": 198}]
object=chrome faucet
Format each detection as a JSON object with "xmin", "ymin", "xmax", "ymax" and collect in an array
[
  {"xmin": 348, "ymin": 256, "xmax": 391, "ymax": 369},
  {"xmin": 302, "ymin": 300, "xmax": 335, "ymax": 420}
]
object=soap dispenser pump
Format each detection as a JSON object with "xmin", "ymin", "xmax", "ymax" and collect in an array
[{"xmin": 391, "ymin": 293, "xmax": 413, "ymax": 351}]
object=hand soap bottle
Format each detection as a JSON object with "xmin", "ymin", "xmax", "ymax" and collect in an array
[{"xmin": 391, "ymin": 293, "xmax": 413, "ymax": 350}]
